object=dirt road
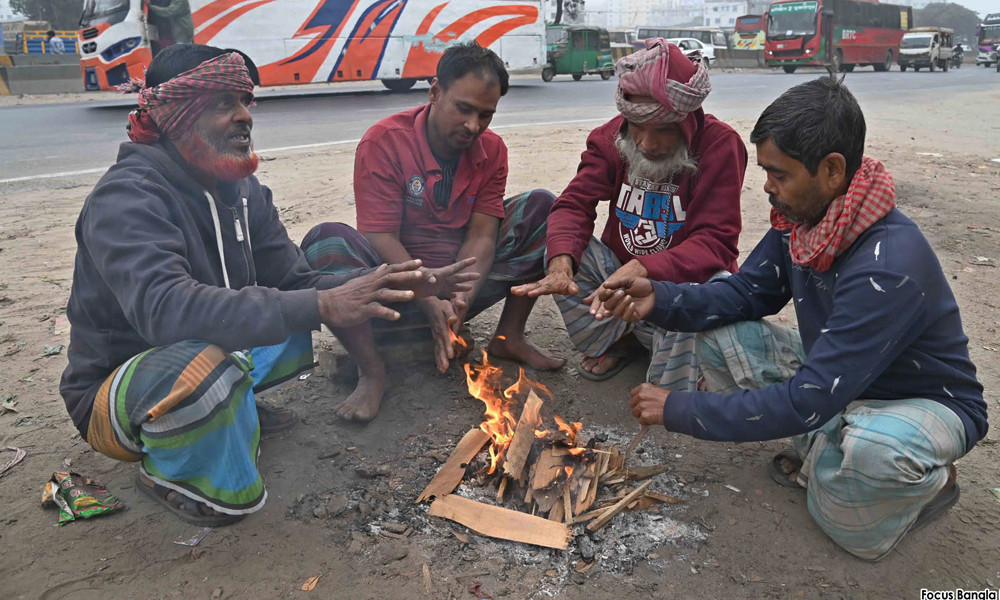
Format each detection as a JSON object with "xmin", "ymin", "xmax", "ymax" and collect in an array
[{"xmin": 1, "ymin": 84, "xmax": 998, "ymax": 599}]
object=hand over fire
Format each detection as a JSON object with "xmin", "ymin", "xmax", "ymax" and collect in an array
[
  {"xmin": 318, "ymin": 260, "xmax": 426, "ymax": 328},
  {"xmin": 629, "ymin": 383, "xmax": 667, "ymax": 426},
  {"xmin": 413, "ymin": 257, "xmax": 480, "ymax": 300},
  {"xmin": 510, "ymin": 255, "xmax": 579, "ymax": 298},
  {"xmin": 596, "ymin": 271, "xmax": 656, "ymax": 323},
  {"xmin": 419, "ymin": 296, "xmax": 470, "ymax": 373},
  {"xmin": 586, "ymin": 260, "xmax": 649, "ymax": 322}
]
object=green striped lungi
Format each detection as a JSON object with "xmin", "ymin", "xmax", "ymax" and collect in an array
[
  {"xmin": 696, "ymin": 320, "xmax": 967, "ymax": 561},
  {"xmin": 554, "ymin": 238, "xmax": 725, "ymax": 391},
  {"xmin": 85, "ymin": 334, "xmax": 312, "ymax": 515}
]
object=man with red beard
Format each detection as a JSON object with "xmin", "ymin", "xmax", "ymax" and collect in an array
[
  {"xmin": 60, "ymin": 45, "xmax": 474, "ymax": 526},
  {"xmin": 513, "ymin": 39, "xmax": 746, "ymax": 390}
]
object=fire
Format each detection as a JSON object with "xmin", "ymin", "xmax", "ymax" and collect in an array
[
  {"xmin": 554, "ymin": 415, "xmax": 583, "ymax": 446},
  {"xmin": 448, "ymin": 327, "xmax": 469, "ymax": 350}
]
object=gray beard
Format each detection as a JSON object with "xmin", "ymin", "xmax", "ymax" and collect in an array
[{"xmin": 615, "ymin": 132, "xmax": 699, "ymax": 184}]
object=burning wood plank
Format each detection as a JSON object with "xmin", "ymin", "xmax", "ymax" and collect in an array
[
  {"xmin": 416, "ymin": 429, "xmax": 490, "ymax": 503},
  {"xmin": 502, "ymin": 390, "xmax": 544, "ymax": 482},
  {"xmin": 428, "ymin": 494, "xmax": 571, "ymax": 550}
]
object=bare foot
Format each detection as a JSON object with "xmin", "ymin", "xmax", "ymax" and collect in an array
[
  {"xmin": 487, "ymin": 334, "xmax": 565, "ymax": 371},
  {"xmin": 580, "ymin": 353, "xmax": 621, "ymax": 376},
  {"xmin": 777, "ymin": 457, "xmax": 800, "ymax": 484},
  {"xmin": 336, "ymin": 374, "xmax": 387, "ymax": 422}
]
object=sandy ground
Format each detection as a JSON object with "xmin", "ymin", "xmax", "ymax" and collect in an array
[{"xmin": 1, "ymin": 89, "xmax": 999, "ymax": 600}]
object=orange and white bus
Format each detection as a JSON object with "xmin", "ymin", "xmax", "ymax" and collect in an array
[{"xmin": 78, "ymin": 0, "xmax": 544, "ymax": 91}]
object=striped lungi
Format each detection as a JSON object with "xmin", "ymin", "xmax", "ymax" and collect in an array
[
  {"xmin": 300, "ymin": 189, "xmax": 554, "ymax": 325},
  {"xmin": 555, "ymin": 238, "xmax": 722, "ymax": 391},
  {"xmin": 85, "ymin": 334, "xmax": 313, "ymax": 516},
  {"xmin": 697, "ymin": 320, "xmax": 967, "ymax": 560}
]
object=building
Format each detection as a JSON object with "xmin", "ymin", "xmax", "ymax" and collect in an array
[{"xmin": 702, "ymin": 0, "xmax": 748, "ymax": 28}]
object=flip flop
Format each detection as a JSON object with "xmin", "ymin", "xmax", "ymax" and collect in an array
[
  {"xmin": 911, "ymin": 478, "xmax": 960, "ymax": 532},
  {"xmin": 768, "ymin": 450, "xmax": 804, "ymax": 489},
  {"xmin": 257, "ymin": 404, "xmax": 296, "ymax": 435},
  {"xmin": 135, "ymin": 473, "xmax": 244, "ymax": 527},
  {"xmin": 577, "ymin": 349, "xmax": 636, "ymax": 382}
]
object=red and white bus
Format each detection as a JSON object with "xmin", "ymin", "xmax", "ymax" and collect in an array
[
  {"xmin": 764, "ymin": 0, "xmax": 911, "ymax": 73},
  {"xmin": 77, "ymin": 0, "xmax": 544, "ymax": 91},
  {"xmin": 733, "ymin": 14, "xmax": 765, "ymax": 50}
]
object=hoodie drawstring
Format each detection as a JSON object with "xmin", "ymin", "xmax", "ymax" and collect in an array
[{"xmin": 205, "ymin": 191, "xmax": 232, "ymax": 289}]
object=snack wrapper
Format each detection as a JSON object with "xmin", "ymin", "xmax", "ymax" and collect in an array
[{"xmin": 42, "ymin": 472, "xmax": 125, "ymax": 525}]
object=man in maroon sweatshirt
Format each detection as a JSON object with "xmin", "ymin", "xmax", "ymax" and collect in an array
[{"xmin": 513, "ymin": 39, "xmax": 746, "ymax": 389}]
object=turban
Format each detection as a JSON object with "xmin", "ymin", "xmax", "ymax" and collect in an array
[
  {"xmin": 125, "ymin": 52, "xmax": 255, "ymax": 144},
  {"xmin": 615, "ymin": 38, "xmax": 712, "ymax": 125}
]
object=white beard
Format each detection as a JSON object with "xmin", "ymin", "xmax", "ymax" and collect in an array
[{"xmin": 615, "ymin": 131, "xmax": 699, "ymax": 184}]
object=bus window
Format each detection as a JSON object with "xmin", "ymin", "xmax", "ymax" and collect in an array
[{"xmin": 713, "ymin": 31, "xmax": 727, "ymax": 47}]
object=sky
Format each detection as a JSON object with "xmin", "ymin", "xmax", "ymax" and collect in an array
[{"xmin": 959, "ymin": 0, "xmax": 996, "ymax": 18}]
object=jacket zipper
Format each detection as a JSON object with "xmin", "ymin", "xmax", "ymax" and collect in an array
[{"xmin": 229, "ymin": 206, "xmax": 252, "ymax": 287}]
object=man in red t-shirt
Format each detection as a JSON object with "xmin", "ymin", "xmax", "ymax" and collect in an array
[
  {"xmin": 301, "ymin": 42, "xmax": 563, "ymax": 422},
  {"xmin": 513, "ymin": 40, "xmax": 746, "ymax": 390}
]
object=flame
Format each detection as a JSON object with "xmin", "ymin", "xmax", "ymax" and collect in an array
[
  {"xmin": 568, "ymin": 447, "xmax": 587, "ymax": 456},
  {"xmin": 449, "ymin": 327, "xmax": 469, "ymax": 350},
  {"xmin": 534, "ymin": 429, "xmax": 551, "ymax": 439},
  {"xmin": 553, "ymin": 415, "xmax": 583, "ymax": 446}
]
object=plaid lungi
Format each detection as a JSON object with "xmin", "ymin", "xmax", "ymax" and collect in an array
[
  {"xmin": 85, "ymin": 334, "xmax": 312, "ymax": 515},
  {"xmin": 300, "ymin": 189, "xmax": 553, "ymax": 325},
  {"xmin": 555, "ymin": 238, "xmax": 722, "ymax": 391},
  {"xmin": 697, "ymin": 320, "xmax": 967, "ymax": 561}
]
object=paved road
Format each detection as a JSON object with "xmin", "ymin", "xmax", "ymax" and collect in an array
[{"xmin": 1, "ymin": 67, "xmax": 997, "ymax": 182}]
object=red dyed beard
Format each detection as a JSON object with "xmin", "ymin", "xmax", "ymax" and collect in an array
[{"xmin": 175, "ymin": 129, "xmax": 259, "ymax": 183}]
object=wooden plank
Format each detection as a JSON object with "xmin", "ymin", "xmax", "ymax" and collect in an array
[
  {"xmin": 562, "ymin": 484, "xmax": 573, "ymax": 523},
  {"xmin": 645, "ymin": 491, "xmax": 684, "ymax": 505},
  {"xmin": 625, "ymin": 464, "xmax": 670, "ymax": 481},
  {"xmin": 547, "ymin": 497, "xmax": 565, "ymax": 523},
  {"xmin": 532, "ymin": 447, "xmax": 565, "ymax": 490},
  {"xmin": 586, "ymin": 480, "xmax": 653, "ymax": 532},
  {"xmin": 415, "ymin": 429, "xmax": 490, "ymax": 503},
  {"xmin": 502, "ymin": 391, "xmax": 544, "ymax": 482},
  {"xmin": 569, "ymin": 505, "xmax": 609, "ymax": 525},
  {"xmin": 429, "ymin": 494, "xmax": 571, "ymax": 550},
  {"xmin": 496, "ymin": 476, "xmax": 509, "ymax": 502}
]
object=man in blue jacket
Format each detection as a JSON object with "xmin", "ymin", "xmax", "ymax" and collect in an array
[
  {"xmin": 595, "ymin": 77, "xmax": 987, "ymax": 561},
  {"xmin": 60, "ymin": 44, "xmax": 475, "ymax": 527}
]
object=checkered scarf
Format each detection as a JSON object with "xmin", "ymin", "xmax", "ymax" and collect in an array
[
  {"xmin": 771, "ymin": 157, "xmax": 896, "ymax": 272},
  {"xmin": 126, "ymin": 53, "xmax": 255, "ymax": 144},
  {"xmin": 615, "ymin": 38, "xmax": 711, "ymax": 125}
]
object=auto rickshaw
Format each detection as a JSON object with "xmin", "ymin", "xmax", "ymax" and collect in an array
[{"xmin": 542, "ymin": 25, "xmax": 615, "ymax": 82}]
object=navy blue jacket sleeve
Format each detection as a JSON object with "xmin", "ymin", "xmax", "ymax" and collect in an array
[
  {"xmin": 647, "ymin": 229, "xmax": 793, "ymax": 332},
  {"xmin": 660, "ymin": 254, "xmax": 929, "ymax": 442}
]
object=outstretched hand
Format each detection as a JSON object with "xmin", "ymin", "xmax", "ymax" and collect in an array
[
  {"xmin": 318, "ymin": 260, "xmax": 425, "ymax": 328},
  {"xmin": 413, "ymin": 257, "xmax": 480, "ymax": 300},
  {"xmin": 511, "ymin": 255, "xmax": 578, "ymax": 298},
  {"xmin": 596, "ymin": 273, "xmax": 656, "ymax": 323}
]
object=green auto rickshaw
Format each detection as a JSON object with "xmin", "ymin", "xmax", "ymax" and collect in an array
[{"xmin": 542, "ymin": 25, "xmax": 615, "ymax": 82}]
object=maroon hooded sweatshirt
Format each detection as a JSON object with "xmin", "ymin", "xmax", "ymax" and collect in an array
[{"xmin": 546, "ymin": 56, "xmax": 747, "ymax": 283}]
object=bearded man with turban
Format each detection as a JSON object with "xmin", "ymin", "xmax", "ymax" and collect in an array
[
  {"xmin": 514, "ymin": 39, "xmax": 746, "ymax": 389},
  {"xmin": 60, "ymin": 44, "xmax": 475, "ymax": 526}
]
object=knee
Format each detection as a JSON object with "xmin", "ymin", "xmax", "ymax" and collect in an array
[
  {"xmin": 527, "ymin": 189, "xmax": 557, "ymax": 212},
  {"xmin": 300, "ymin": 222, "xmax": 361, "ymax": 251}
]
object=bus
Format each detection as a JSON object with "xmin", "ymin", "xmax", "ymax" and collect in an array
[
  {"xmin": 732, "ymin": 14, "xmax": 765, "ymax": 49},
  {"xmin": 976, "ymin": 13, "xmax": 1000, "ymax": 67},
  {"xmin": 764, "ymin": 0, "xmax": 911, "ymax": 73},
  {"xmin": 77, "ymin": 0, "xmax": 544, "ymax": 91},
  {"xmin": 636, "ymin": 26, "xmax": 729, "ymax": 52}
]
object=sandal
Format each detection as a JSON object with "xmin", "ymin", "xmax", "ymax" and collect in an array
[
  {"xmin": 135, "ymin": 473, "xmax": 244, "ymax": 527},
  {"xmin": 911, "ymin": 467, "xmax": 960, "ymax": 532},
  {"xmin": 257, "ymin": 404, "xmax": 296, "ymax": 435},
  {"xmin": 768, "ymin": 450, "xmax": 804, "ymax": 489},
  {"xmin": 578, "ymin": 349, "xmax": 636, "ymax": 382}
]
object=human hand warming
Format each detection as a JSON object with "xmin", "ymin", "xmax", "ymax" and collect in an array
[
  {"xmin": 584, "ymin": 259, "xmax": 648, "ymax": 321},
  {"xmin": 596, "ymin": 272, "xmax": 656, "ymax": 323},
  {"xmin": 629, "ymin": 383, "xmax": 668, "ymax": 426},
  {"xmin": 318, "ymin": 260, "xmax": 425, "ymax": 328},
  {"xmin": 510, "ymin": 255, "xmax": 579, "ymax": 297}
]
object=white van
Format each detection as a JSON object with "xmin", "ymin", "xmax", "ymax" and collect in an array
[{"xmin": 898, "ymin": 27, "xmax": 955, "ymax": 72}]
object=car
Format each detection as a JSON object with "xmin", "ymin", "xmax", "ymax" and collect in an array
[{"xmin": 665, "ymin": 37, "xmax": 715, "ymax": 68}]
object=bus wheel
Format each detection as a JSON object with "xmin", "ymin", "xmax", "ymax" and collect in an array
[
  {"xmin": 541, "ymin": 67, "xmax": 555, "ymax": 82},
  {"xmin": 600, "ymin": 70, "xmax": 612, "ymax": 80},
  {"xmin": 874, "ymin": 50, "xmax": 892, "ymax": 72},
  {"xmin": 381, "ymin": 78, "xmax": 416, "ymax": 92},
  {"xmin": 844, "ymin": 64, "xmax": 855, "ymax": 72},
  {"xmin": 572, "ymin": 73, "xmax": 583, "ymax": 81},
  {"xmin": 782, "ymin": 65, "xmax": 797, "ymax": 74},
  {"xmin": 913, "ymin": 66, "xmax": 920, "ymax": 71},
  {"xmin": 900, "ymin": 64, "xmax": 907, "ymax": 72}
]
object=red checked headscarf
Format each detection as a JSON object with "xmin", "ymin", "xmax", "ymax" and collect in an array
[
  {"xmin": 771, "ymin": 157, "xmax": 896, "ymax": 272},
  {"xmin": 615, "ymin": 38, "xmax": 711, "ymax": 125},
  {"xmin": 125, "ymin": 52, "xmax": 255, "ymax": 144}
]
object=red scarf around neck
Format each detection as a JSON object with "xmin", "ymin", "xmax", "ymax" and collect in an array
[{"xmin": 770, "ymin": 156, "xmax": 896, "ymax": 272}]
